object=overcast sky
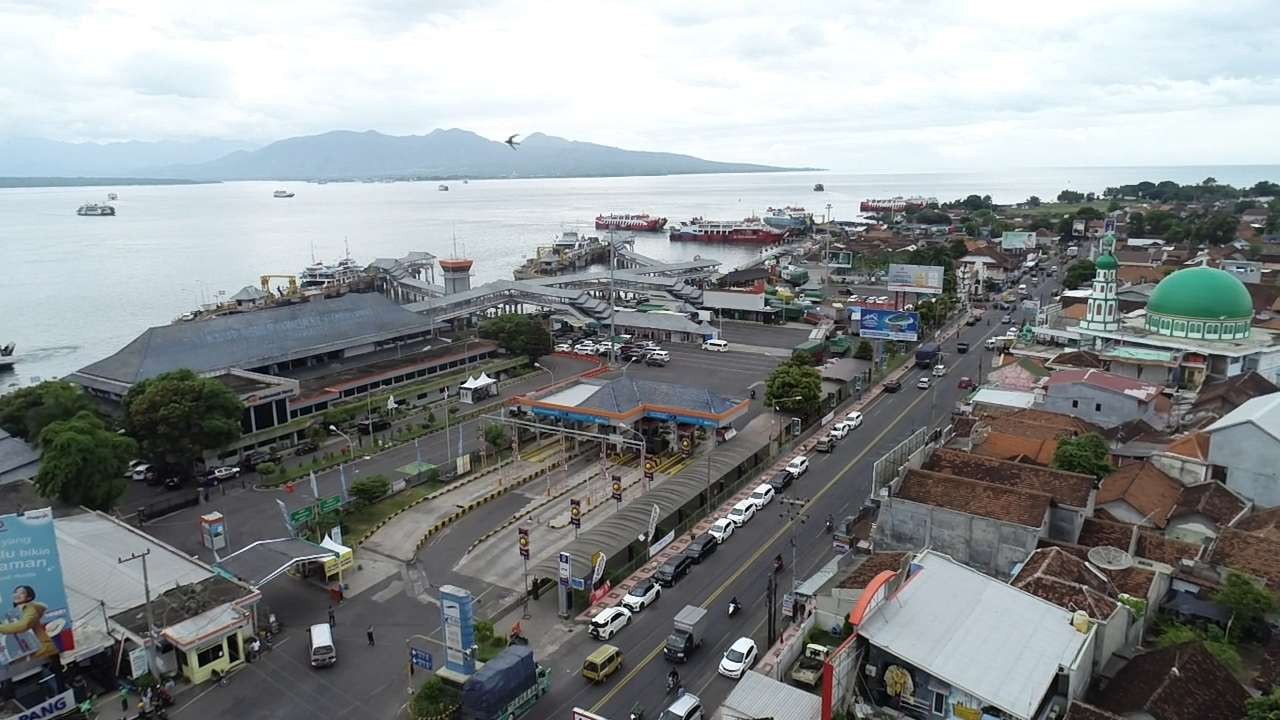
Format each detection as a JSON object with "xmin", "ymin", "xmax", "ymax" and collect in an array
[{"xmin": 2, "ymin": 0, "xmax": 1278, "ymax": 171}]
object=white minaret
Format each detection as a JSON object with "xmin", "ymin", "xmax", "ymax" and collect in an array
[{"xmin": 1080, "ymin": 232, "xmax": 1120, "ymax": 335}]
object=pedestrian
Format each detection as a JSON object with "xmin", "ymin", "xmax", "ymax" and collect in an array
[
  {"xmin": 366, "ymin": 626, "xmax": 375, "ymax": 646},
  {"xmin": 328, "ymin": 606, "xmax": 335, "ymax": 627}
]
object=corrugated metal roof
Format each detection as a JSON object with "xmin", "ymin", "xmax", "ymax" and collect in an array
[
  {"xmin": 971, "ymin": 388, "xmax": 1037, "ymax": 409},
  {"xmin": 719, "ymin": 670, "xmax": 822, "ymax": 720},
  {"xmin": 858, "ymin": 551, "xmax": 1089, "ymax": 720},
  {"xmin": 1206, "ymin": 393, "xmax": 1280, "ymax": 443}
]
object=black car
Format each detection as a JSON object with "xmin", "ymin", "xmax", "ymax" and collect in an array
[
  {"xmin": 163, "ymin": 476, "xmax": 184, "ymax": 490},
  {"xmin": 883, "ymin": 379, "xmax": 902, "ymax": 393},
  {"xmin": 685, "ymin": 534, "xmax": 718, "ymax": 564},
  {"xmin": 294, "ymin": 439, "xmax": 320, "ymax": 456},
  {"xmin": 654, "ymin": 553, "xmax": 694, "ymax": 587},
  {"xmin": 767, "ymin": 470, "xmax": 793, "ymax": 492},
  {"xmin": 243, "ymin": 450, "xmax": 280, "ymax": 471},
  {"xmin": 956, "ymin": 342, "xmax": 969, "ymax": 354}
]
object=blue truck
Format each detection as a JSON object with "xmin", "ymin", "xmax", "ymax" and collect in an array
[
  {"xmin": 914, "ymin": 342, "xmax": 940, "ymax": 368},
  {"xmin": 458, "ymin": 645, "xmax": 551, "ymax": 720}
]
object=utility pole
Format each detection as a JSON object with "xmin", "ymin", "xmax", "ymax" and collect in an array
[
  {"xmin": 779, "ymin": 496, "xmax": 809, "ymax": 593},
  {"xmin": 118, "ymin": 550, "xmax": 158, "ymax": 675},
  {"xmin": 766, "ymin": 570, "xmax": 778, "ymax": 647}
]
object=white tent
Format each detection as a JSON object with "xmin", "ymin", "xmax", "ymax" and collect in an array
[{"xmin": 459, "ymin": 373, "xmax": 498, "ymax": 404}]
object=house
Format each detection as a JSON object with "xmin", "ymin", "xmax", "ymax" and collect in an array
[
  {"xmin": 1048, "ymin": 350, "xmax": 1106, "ymax": 371},
  {"xmin": 957, "ymin": 247, "xmax": 1015, "ymax": 296},
  {"xmin": 1099, "ymin": 346, "xmax": 1179, "ymax": 386},
  {"xmin": 1041, "ymin": 369, "xmax": 1169, "ymax": 430},
  {"xmin": 1075, "ymin": 517, "xmax": 1201, "ymax": 569},
  {"xmin": 1243, "ymin": 208, "xmax": 1271, "ymax": 225},
  {"xmin": 854, "ymin": 550, "xmax": 1093, "ymax": 720},
  {"xmin": 1231, "ymin": 505, "xmax": 1280, "ymax": 542},
  {"xmin": 1204, "ymin": 393, "xmax": 1280, "ymax": 506},
  {"xmin": 972, "ymin": 421, "xmax": 1065, "ymax": 465},
  {"xmin": 1148, "ymin": 433, "xmax": 1212, "ymax": 485},
  {"xmin": 1012, "ymin": 547, "xmax": 1141, "ymax": 673},
  {"xmin": 1207, "ymin": 528, "xmax": 1280, "ymax": 589},
  {"xmin": 1096, "ymin": 462, "xmax": 1183, "ymax": 528},
  {"xmin": 800, "ymin": 551, "xmax": 909, "ymax": 634},
  {"xmin": 1166, "ymin": 482, "xmax": 1248, "ymax": 544},
  {"xmin": 873, "ymin": 468, "xmax": 1050, "ymax": 579},
  {"xmin": 987, "ymin": 355, "xmax": 1049, "ymax": 391},
  {"xmin": 700, "ymin": 289, "xmax": 777, "ymax": 323},
  {"xmin": 820, "ymin": 357, "xmax": 871, "ymax": 405},
  {"xmin": 924, "ymin": 448, "xmax": 1096, "ymax": 542},
  {"xmin": 1186, "ymin": 371, "xmax": 1277, "ymax": 425},
  {"xmin": 1088, "ymin": 642, "xmax": 1248, "ymax": 720},
  {"xmin": 0, "ymin": 428, "xmax": 40, "ymax": 485}
]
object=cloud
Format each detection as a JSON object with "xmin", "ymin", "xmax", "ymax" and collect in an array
[{"xmin": 1, "ymin": 0, "xmax": 1278, "ymax": 169}]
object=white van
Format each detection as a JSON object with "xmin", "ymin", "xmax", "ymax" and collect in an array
[
  {"xmin": 702, "ymin": 339, "xmax": 729, "ymax": 352},
  {"xmin": 309, "ymin": 623, "xmax": 337, "ymax": 667}
]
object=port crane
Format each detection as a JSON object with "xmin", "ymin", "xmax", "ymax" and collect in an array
[{"xmin": 259, "ymin": 274, "xmax": 301, "ymax": 298}]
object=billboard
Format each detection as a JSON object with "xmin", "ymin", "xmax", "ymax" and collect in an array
[
  {"xmin": 858, "ymin": 309, "xmax": 920, "ymax": 341},
  {"xmin": 0, "ymin": 508, "xmax": 74, "ymax": 673},
  {"xmin": 886, "ymin": 264, "xmax": 943, "ymax": 294}
]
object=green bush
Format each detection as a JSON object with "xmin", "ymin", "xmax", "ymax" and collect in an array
[
  {"xmin": 411, "ymin": 677, "xmax": 459, "ymax": 720},
  {"xmin": 351, "ymin": 476, "xmax": 391, "ymax": 506},
  {"xmin": 254, "ymin": 461, "xmax": 278, "ymax": 477}
]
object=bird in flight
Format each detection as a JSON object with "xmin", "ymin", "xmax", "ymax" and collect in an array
[{"xmin": 505, "ymin": 134, "xmax": 521, "ymax": 150}]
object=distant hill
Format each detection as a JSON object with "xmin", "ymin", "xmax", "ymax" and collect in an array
[
  {"xmin": 148, "ymin": 129, "xmax": 808, "ymax": 180},
  {"xmin": 0, "ymin": 137, "xmax": 255, "ymax": 177}
]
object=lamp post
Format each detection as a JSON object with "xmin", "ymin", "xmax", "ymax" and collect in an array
[
  {"xmin": 330, "ymin": 425, "xmax": 355, "ymax": 500},
  {"xmin": 771, "ymin": 396, "xmax": 804, "ymax": 444},
  {"xmin": 534, "ymin": 361, "xmax": 554, "ymax": 385}
]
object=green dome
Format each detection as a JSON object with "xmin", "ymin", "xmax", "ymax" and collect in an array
[
  {"xmin": 1147, "ymin": 266, "xmax": 1253, "ymax": 320},
  {"xmin": 1094, "ymin": 253, "xmax": 1118, "ymax": 270}
]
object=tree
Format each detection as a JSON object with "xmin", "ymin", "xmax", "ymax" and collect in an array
[
  {"xmin": 853, "ymin": 340, "xmax": 874, "ymax": 361},
  {"xmin": 790, "ymin": 350, "xmax": 816, "ymax": 366},
  {"xmin": 412, "ymin": 677, "xmax": 460, "ymax": 720},
  {"xmin": 478, "ymin": 314, "xmax": 552, "ymax": 361},
  {"xmin": 765, "ymin": 359, "xmax": 822, "ymax": 414},
  {"xmin": 1214, "ymin": 572, "xmax": 1277, "ymax": 641},
  {"xmin": 948, "ymin": 237, "xmax": 968, "ymax": 259},
  {"xmin": 35, "ymin": 411, "xmax": 135, "ymax": 510},
  {"xmin": 1246, "ymin": 688, "xmax": 1280, "ymax": 720},
  {"xmin": 482, "ymin": 423, "xmax": 509, "ymax": 456},
  {"xmin": 1128, "ymin": 212, "xmax": 1146, "ymax": 238},
  {"xmin": 1202, "ymin": 176, "xmax": 1218, "ymax": 186},
  {"xmin": 0, "ymin": 381, "xmax": 98, "ymax": 443},
  {"xmin": 1063, "ymin": 260, "xmax": 1096, "ymax": 290},
  {"xmin": 1249, "ymin": 180, "xmax": 1280, "ymax": 197},
  {"xmin": 1107, "ymin": 199, "xmax": 1122, "ymax": 212},
  {"xmin": 1075, "ymin": 206, "xmax": 1104, "ymax": 221},
  {"xmin": 1026, "ymin": 195, "xmax": 1042, "ymax": 207},
  {"xmin": 350, "ymin": 476, "xmax": 390, "ymax": 506},
  {"xmin": 1156, "ymin": 624, "xmax": 1240, "ymax": 672},
  {"xmin": 1051, "ymin": 433, "xmax": 1112, "ymax": 478},
  {"xmin": 124, "ymin": 369, "xmax": 244, "ymax": 476},
  {"xmin": 1057, "ymin": 190, "xmax": 1085, "ymax": 203},
  {"xmin": 1187, "ymin": 211, "xmax": 1239, "ymax": 246}
]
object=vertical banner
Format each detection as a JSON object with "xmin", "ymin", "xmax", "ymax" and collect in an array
[
  {"xmin": 558, "ymin": 552, "xmax": 572, "ymax": 588},
  {"xmin": 569, "ymin": 498, "xmax": 581, "ymax": 529},
  {"xmin": 517, "ymin": 527, "xmax": 530, "ymax": 559},
  {"xmin": 439, "ymin": 585, "xmax": 476, "ymax": 676},
  {"xmin": 590, "ymin": 552, "xmax": 607, "ymax": 588},
  {"xmin": 648, "ymin": 504, "xmax": 660, "ymax": 543},
  {"xmin": 611, "ymin": 475, "xmax": 623, "ymax": 503},
  {"xmin": 0, "ymin": 508, "xmax": 75, "ymax": 675}
]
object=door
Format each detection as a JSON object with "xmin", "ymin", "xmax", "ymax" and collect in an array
[{"xmin": 226, "ymin": 633, "xmax": 242, "ymax": 665}]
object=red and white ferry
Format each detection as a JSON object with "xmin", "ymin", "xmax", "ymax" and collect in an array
[
  {"xmin": 668, "ymin": 217, "xmax": 787, "ymax": 244},
  {"xmin": 595, "ymin": 213, "xmax": 668, "ymax": 231}
]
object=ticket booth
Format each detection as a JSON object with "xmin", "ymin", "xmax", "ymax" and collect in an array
[{"xmin": 200, "ymin": 512, "xmax": 227, "ymax": 551}]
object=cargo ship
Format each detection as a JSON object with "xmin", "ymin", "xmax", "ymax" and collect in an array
[
  {"xmin": 668, "ymin": 218, "xmax": 787, "ymax": 244},
  {"xmin": 595, "ymin": 213, "xmax": 668, "ymax": 231},
  {"xmin": 859, "ymin": 196, "xmax": 936, "ymax": 213},
  {"xmin": 763, "ymin": 206, "xmax": 813, "ymax": 233}
]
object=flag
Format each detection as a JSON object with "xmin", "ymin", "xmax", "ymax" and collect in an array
[
  {"xmin": 387, "ymin": 395, "xmax": 397, "ymax": 412},
  {"xmin": 310, "ymin": 470, "xmax": 320, "ymax": 499}
]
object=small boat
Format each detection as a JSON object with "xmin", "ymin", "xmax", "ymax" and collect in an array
[
  {"xmin": 77, "ymin": 203, "xmax": 115, "ymax": 216},
  {"xmin": 107, "ymin": 192, "xmax": 118, "ymax": 201},
  {"xmin": 438, "ymin": 184, "xmax": 450, "ymax": 191},
  {"xmin": 0, "ymin": 343, "xmax": 18, "ymax": 372},
  {"xmin": 813, "ymin": 183, "xmax": 825, "ymax": 192},
  {"xmin": 273, "ymin": 190, "xmax": 295, "ymax": 198}
]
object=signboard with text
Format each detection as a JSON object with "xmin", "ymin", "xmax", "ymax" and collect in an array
[
  {"xmin": 0, "ymin": 508, "xmax": 75, "ymax": 675},
  {"xmin": 439, "ymin": 585, "xmax": 476, "ymax": 675},
  {"xmin": 858, "ymin": 309, "xmax": 921, "ymax": 341},
  {"xmin": 886, "ymin": 264, "xmax": 944, "ymax": 294}
]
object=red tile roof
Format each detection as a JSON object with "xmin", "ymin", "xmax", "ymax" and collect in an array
[
  {"xmin": 896, "ymin": 469, "xmax": 1051, "ymax": 528},
  {"xmin": 1048, "ymin": 350, "xmax": 1106, "ymax": 370},
  {"xmin": 1093, "ymin": 642, "xmax": 1248, "ymax": 720},
  {"xmin": 1076, "ymin": 517, "xmax": 1201, "ymax": 566},
  {"xmin": 1097, "ymin": 462, "xmax": 1183, "ymax": 528},
  {"xmin": 1012, "ymin": 548, "xmax": 1118, "ymax": 619},
  {"xmin": 1163, "ymin": 433, "xmax": 1210, "ymax": 461},
  {"xmin": 1210, "ymin": 528, "xmax": 1280, "ymax": 589},
  {"xmin": 973, "ymin": 430, "xmax": 1059, "ymax": 465},
  {"xmin": 925, "ymin": 448, "xmax": 1095, "ymax": 507},
  {"xmin": 1046, "ymin": 369, "xmax": 1163, "ymax": 403},
  {"xmin": 836, "ymin": 552, "xmax": 907, "ymax": 589},
  {"xmin": 1171, "ymin": 482, "xmax": 1246, "ymax": 527},
  {"xmin": 1232, "ymin": 506, "xmax": 1280, "ymax": 542}
]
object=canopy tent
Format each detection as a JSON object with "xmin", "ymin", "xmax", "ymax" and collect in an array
[
  {"xmin": 459, "ymin": 372, "xmax": 498, "ymax": 404},
  {"xmin": 320, "ymin": 534, "xmax": 355, "ymax": 578}
]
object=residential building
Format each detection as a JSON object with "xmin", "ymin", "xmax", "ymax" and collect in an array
[
  {"xmin": 1096, "ymin": 461, "xmax": 1183, "ymax": 527},
  {"xmin": 987, "ymin": 355, "xmax": 1049, "ymax": 391},
  {"xmin": 798, "ymin": 552, "xmax": 909, "ymax": 636},
  {"xmin": 1088, "ymin": 642, "xmax": 1247, "ymax": 720},
  {"xmin": 1207, "ymin": 528, "xmax": 1280, "ymax": 589},
  {"xmin": 1205, "ymin": 393, "xmax": 1280, "ymax": 506},
  {"xmin": 1041, "ymin": 369, "xmax": 1168, "ymax": 430},
  {"xmin": 854, "ymin": 550, "xmax": 1094, "ymax": 720},
  {"xmin": 957, "ymin": 247, "xmax": 1015, "ymax": 297},
  {"xmin": 699, "ymin": 289, "xmax": 777, "ymax": 323},
  {"xmin": 1185, "ymin": 371, "xmax": 1277, "ymax": 425},
  {"xmin": 1166, "ymin": 481, "xmax": 1248, "ymax": 545},
  {"xmin": 1075, "ymin": 517, "xmax": 1201, "ymax": 569}
]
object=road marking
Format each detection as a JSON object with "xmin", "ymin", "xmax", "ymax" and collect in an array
[{"xmin": 589, "ymin": 385, "xmax": 935, "ymax": 712}]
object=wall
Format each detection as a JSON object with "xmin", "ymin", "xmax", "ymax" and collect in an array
[
  {"xmin": 873, "ymin": 498, "xmax": 1043, "ymax": 580},
  {"xmin": 1092, "ymin": 608, "xmax": 1132, "ymax": 675},
  {"xmin": 1067, "ymin": 627, "xmax": 1097, "ymax": 703},
  {"xmin": 1098, "ymin": 501, "xmax": 1152, "ymax": 527},
  {"xmin": 1150, "ymin": 452, "xmax": 1209, "ymax": 486},
  {"xmin": 1107, "ymin": 361, "xmax": 1175, "ymax": 386},
  {"xmin": 816, "ymin": 587, "xmax": 861, "ymax": 634},
  {"xmin": 1043, "ymin": 384, "xmax": 1145, "ymax": 429},
  {"xmin": 1049, "ymin": 505, "xmax": 1087, "ymax": 545},
  {"xmin": 1167, "ymin": 514, "xmax": 1219, "ymax": 545},
  {"xmin": 1209, "ymin": 423, "xmax": 1280, "ymax": 506}
]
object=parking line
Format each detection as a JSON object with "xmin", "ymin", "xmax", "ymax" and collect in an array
[{"xmin": 589, "ymin": 385, "xmax": 935, "ymax": 713}]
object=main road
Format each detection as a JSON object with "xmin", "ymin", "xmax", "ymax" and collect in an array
[{"xmin": 522, "ymin": 284, "xmax": 1053, "ymax": 720}]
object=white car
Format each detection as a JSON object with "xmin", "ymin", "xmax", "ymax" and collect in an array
[
  {"xmin": 620, "ymin": 578, "xmax": 661, "ymax": 612},
  {"xmin": 708, "ymin": 518, "xmax": 735, "ymax": 544},
  {"xmin": 596, "ymin": 342, "xmax": 619, "ymax": 355},
  {"xmin": 1006, "ymin": 327, "xmax": 1018, "ymax": 337},
  {"xmin": 702, "ymin": 339, "xmax": 729, "ymax": 352},
  {"xmin": 917, "ymin": 376, "xmax": 931, "ymax": 389},
  {"xmin": 554, "ymin": 342, "xmax": 572, "ymax": 352},
  {"xmin": 829, "ymin": 422, "xmax": 851, "ymax": 440},
  {"xmin": 748, "ymin": 483, "xmax": 775, "ymax": 510},
  {"xmin": 845, "ymin": 410, "xmax": 864, "ymax": 428},
  {"xmin": 727, "ymin": 500, "xmax": 756, "ymax": 527},
  {"xmin": 932, "ymin": 364, "xmax": 947, "ymax": 377},
  {"xmin": 588, "ymin": 606, "xmax": 632, "ymax": 640},
  {"xmin": 124, "ymin": 459, "xmax": 146, "ymax": 478},
  {"xmin": 210, "ymin": 466, "xmax": 241, "ymax": 481},
  {"xmin": 785, "ymin": 456, "xmax": 809, "ymax": 477},
  {"xmin": 718, "ymin": 637, "xmax": 758, "ymax": 679},
  {"xmin": 848, "ymin": 294, "xmax": 862, "ymax": 303},
  {"xmin": 574, "ymin": 342, "xmax": 598, "ymax": 355}
]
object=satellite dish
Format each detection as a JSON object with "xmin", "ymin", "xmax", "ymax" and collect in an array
[{"xmin": 1088, "ymin": 545, "xmax": 1134, "ymax": 571}]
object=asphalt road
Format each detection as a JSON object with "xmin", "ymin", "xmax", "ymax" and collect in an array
[{"xmin": 522, "ymin": 288, "xmax": 1056, "ymax": 720}]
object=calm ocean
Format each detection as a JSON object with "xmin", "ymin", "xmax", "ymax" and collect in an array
[{"xmin": 3, "ymin": 165, "xmax": 1278, "ymax": 388}]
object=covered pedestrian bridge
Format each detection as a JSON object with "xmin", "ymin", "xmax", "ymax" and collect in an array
[{"xmin": 216, "ymin": 537, "xmax": 352, "ymax": 588}]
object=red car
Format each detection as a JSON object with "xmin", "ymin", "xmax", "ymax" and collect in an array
[{"xmin": 957, "ymin": 377, "xmax": 976, "ymax": 390}]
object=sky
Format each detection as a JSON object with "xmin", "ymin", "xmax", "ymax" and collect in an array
[{"xmin": 2, "ymin": 0, "xmax": 1279, "ymax": 171}]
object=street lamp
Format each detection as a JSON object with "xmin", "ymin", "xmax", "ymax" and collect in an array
[
  {"xmin": 771, "ymin": 396, "xmax": 804, "ymax": 442},
  {"xmin": 533, "ymin": 361, "xmax": 554, "ymax": 384},
  {"xmin": 330, "ymin": 425, "xmax": 356, "ymax": 500},
  {"xmin": 329, "ymin": 425, "xmax": 354, "ymax": 456}
]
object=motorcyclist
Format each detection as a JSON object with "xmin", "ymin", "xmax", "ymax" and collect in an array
[
  {"xmin": 825, "ymin": 514, "xmax": 834, "ymax": 532},
  {"xmin": 774, "ymin": 554, "xmax": 784, "ymax": 572},
  {"xmin": 667, "ymin": 669, "xmax": 680, "ymax": 692},
  {"xmin": 728, "ymin": 596, "xmax": 740, "ymax": 616}
]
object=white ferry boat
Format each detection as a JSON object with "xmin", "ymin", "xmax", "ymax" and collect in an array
[
  {"xmin": 299, "ymin": 255, "xmax": 362, "ymax": 291},
  {"xmin": 76, "ymin": 203, "xmax": 115, "ymax": 216},
  {"xmin": 273, "ymin": 190, "xmax": 295, "ymax": 198}
]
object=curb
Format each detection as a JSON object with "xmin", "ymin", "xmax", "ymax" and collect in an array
[
  {"xmin": 353, "ymin": 461, "xmax": 505, "ymax": 548},
  {"xmin": 461, "ymin": 450, "xmax": 603, "ymax": 556}
]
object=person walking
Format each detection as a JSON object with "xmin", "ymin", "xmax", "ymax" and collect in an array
[
  {"xmin": 328, "ymin": 606, "xmax": 335, "ymax": 627},
  {"xmin": 366, "ymin": 626, "xmax": 375, "ymax": 646}
]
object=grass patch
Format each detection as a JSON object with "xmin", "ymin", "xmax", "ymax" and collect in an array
[{"xmin": 345, "ymin": 480, "xmax": 445, "ymax": 541}]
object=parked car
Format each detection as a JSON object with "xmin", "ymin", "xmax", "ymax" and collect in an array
[
  {"xmin": 844, "ymin": 410, "xmax": 864, "ymax": 428},
  {"xmin": 294, "ymin": 439, "xmax": 320, "ymax": 456},
  {"xmin": 620, "ymin": 579, "xmax": 660, "ymax": 612},
  {"xmin": 574, "ymin": 342, "xmax": 598, "ymax": 355},
  {"xmin": 654, "ymin": 554, "xmax": 694, "ymax": 587},
  {"xmin": 554, "ymin": 343, "xmax": 572, "ymax": 352},
  {"xmin": 883, "ymin": 379, "xmax": 902, "ymax": 393},
  {"xmin": 767, "ymin": 470, "xmax": 793, "ymax": 493},
  {"xmin": 718, "ymin": 637, "xmax": 759, "ymax": 680},
  {"xmin": 209, "ymin": 466, "xmax": 241, "ymax": 481},
  {"xmin": 243, "ymin": 451, "xmax": 280, "ymax": 471},
  {"xmin": 708, "ymin": 518, "xmax": 735, "ymax": 544},
  {"xmin": 685, "ymin": 534, "xmax": 719, "ymax": 564},
  {"xmin": 830, "ymin": 422, "xmax": 851, "ymax": 439},
  {"xmin": 815, "ymin": 435, "xmax": 836, "ymax": 453},
  {"xmin": 645, "ymin": 350, "xmax": 671, "ymax": 366},
  {"xmin": 130, "ymin": 463, "xmax": 154, "ymax": 482},
  {"xmin": 124, "ymin": 459, "xmax": 147, "ymax": 478},
  {"xmin": 162, "ymin": 476, "xmax": 184, "ymax": 490},
  {"xmin": 1002, "ymin": 314, "xmax": 1013, "ymax": 324},
  {"xmin": 748, "ymin": 483, "xmax": 775, "ymax": 509},
  {"xmin": 588, "ymin": 606, "xmax": 632, "ymax": 640},
  {"xmin": 785, "ymin": 456, "xmax": 809, "ymax": 477},
  {"xmin": 957, "ymin": 377, "xmax": 976, "ymax": 390},
  {"xmin": 726, "ymin": 500, "xmax": 756, "ymax": 527}
]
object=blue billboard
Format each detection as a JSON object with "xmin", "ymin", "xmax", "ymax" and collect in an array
[
  {"xmin": 858, "ymin": 309, "xmax": 921, "ymax": 341},
  {"xmin": 0, "ymin": 508, "xmax": 74, "ymax": 672}
]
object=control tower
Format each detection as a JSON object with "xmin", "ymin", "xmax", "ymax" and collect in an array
[{"xmin": 439, "ymin": 257, "xmax": 473, "ymax": 296}]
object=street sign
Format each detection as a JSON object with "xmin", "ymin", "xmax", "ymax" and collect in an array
[
  {"xmin": 410, "ymin": 647, "xmax": 433, "ymax": 671},
  {"xmin": 518, "ymin": 527, "xmax": 530, "ymax": 559},
  {"xmin": 571, "ymin": 577, "xmax": 586, "ymax": 591},
  {"xmin": 288, "ymin": 506, "xmax": 314, "ymax": 525},
  {"xmin": 782, "ymin": 593, "xmax": 795, "ymax": 618},
  {"xmin": 558, "ymin": 552, "xmax": 572, "ymax": 588},
  {"xmin": 611, "ymin": 476, "xmax": 622, "ymax": 502},
  {"xmin": 644, "ymin": 459, "xmax": 657, "ymax": 473},
  {"xmin": 569, "ymin": 498, "xmax": 581, "ymax": 528},
  {"xmin": 319, "ymin": 495, "xmax": 342, "ymax": 513}
]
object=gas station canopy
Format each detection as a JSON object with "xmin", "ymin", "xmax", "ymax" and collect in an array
[{"xmin": 215, "ymin": 537, "xmax": 338, "ymax": 587}]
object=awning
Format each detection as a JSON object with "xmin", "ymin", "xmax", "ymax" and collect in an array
[
  {"xmin": 320, "ymin": 535, "xmax": 355, "ymax": 577},
  {"xmin": 215, "ymin": 538, "xmax": 337, "ymax": 587}
]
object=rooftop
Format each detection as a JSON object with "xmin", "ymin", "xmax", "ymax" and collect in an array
[
  {"xmin": 1210, "ymin": 528, "xmax": 1280, "ymax": 589},
  {"xmin": 1077, "ymin": 313, "xmax": 1280, "ymax": 358},
  {"xmin": 973, "ymin": 429, "xmax": 1059, "ymax": 465},
  {"xmin": 1162, "ymin": 432, "xmax": 1210, "ymax": 461},
  {"xmin": 970, "ymin": 387, "xmax": 1037, "ymax": 410},
  {"xmin": 1093, "ymin": 642, "xmax": 1248, "ymax": 720},
  {"xmin": 896, "ymin": 469, "xmax": 1051, "ymax": 528},
  {"xmin": 1232, "ymin": 505, "xmax": 1280, "ymax": 542},
  {"xmin": 924, "ymin": 448, "xmax": 1095, "ymax": 507},
  {"xmin": 836, "ymin": 552, "xmax": 909, "ymax": 590},
  {"xmin": 1206, "ymin": 393, "xmax": 1280, "ymax": 443},
  {"xmin": 720, "ymin": 671, "xmax": 822, "ymax": 720},
  {"xmin": 1047, "ymin": 350, "xmax": 1106, "ymax": 370},
  {"xmin": 521, "ymin": 376, "xmax": 745, "ymax": 426},
  {"xmin": 1045, "ymin": 369, "xmax": 1163, "ymax": 403},
  {"xmin": 1171, "ymin": 482, "xmax": 1247, "ymax": 527},
  {"xmin": 1192, "ymin": 372, "xmax": 1277, "ymax": 415},
  {"xmin": 857, "ymin": 550, "xmax": 1090, "ymax": 720},
  {"xmin": 1097, "ymin": 462, "xmax": 1184, "ymax": 528},
  {"xmin": 1075, "ymin": 517, "xmax": 1201, "ymax": 567},
  {"xmin": 1012, "ymin": 547, "xmax": 1118, "ymax": 620},
  {"xmin": 0, "ymin": 428, "xmax": 39, "ymax": 482}
]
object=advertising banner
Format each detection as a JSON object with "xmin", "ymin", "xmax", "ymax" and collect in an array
[
  {"xmin": 858, "ymin": 309, "xmax": 921, "ymax": 341},
  {"xmin": 590, "ymin": 552, "xmax": 607, "ymax": 587},
  {"xmin": 0, "ymin": 508, "xmax": 74, "ymax": 672},
  {"xmin": 886, "ymin": 264, "xmax": 944, "ymax": 294},
  {"xmin": 558, "ymin": 552, "xmax": 572, "ymax": 588},
  {"xmin": 439, "ymin": 585, "xmax": 475, "ymax": 675}
]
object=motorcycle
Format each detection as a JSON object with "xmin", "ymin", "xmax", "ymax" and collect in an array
[
  {"xmin": 630, "ymin": 705, "xmax": 645, "ymax": 720},
  {"xmin": 728, "ymin": 600, "xmax": 740, "ymax": 618},
  {"xmin": 773, "ymin": 555, "xmax": 784, "ymax": 574},
  {"xmin": 667, "ymin": 674, "xmax": 679, "ymax": 694},
  {"xmin": 824, "ymin": 516, "xmax": 834, "ymax": 534}
]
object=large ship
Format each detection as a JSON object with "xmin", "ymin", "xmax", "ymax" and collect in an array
[
  {"xmin": 595, "ymin": 213, "xmax": 668, "ymax": 231},
  {"xmin": 76, "ymin": 203, "xmax": 115, "ymax": 216},
  {"xmin": 668, "ymin": 218, "xmax": 787, "ymax": 244},
  {"xmin": 300, "ymin": 255, "xmax": 363, "ymax": 291},
  {"xmin": 859, "ymin": 196, "xmax": 936, "ymax": 213},
  {"xmin": 0, "ymin": 342, "xmax": 18, "ymax": 372},
  {"xmin": 763, "ymin": 206, "xmax": 813, "ymax": 233}
]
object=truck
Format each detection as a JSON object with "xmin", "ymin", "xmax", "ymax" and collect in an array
[
  {"xmin": 914, "ymin": 342, "xmax": 940, "ymax": 368},
  {"xmin": 663, "ymin": 605, "xmax": 708, "ymax": 663},
  {"xmin": 788, "ymin": 644, "xmax": 831, "ymax": 689},
  {"xmin": 458, "ymin": 645, "xmax": 551, "ymax": 720},
  {"xmin": 1066, "ymin": 245, "xmax": 1079, "ymax": 258}
]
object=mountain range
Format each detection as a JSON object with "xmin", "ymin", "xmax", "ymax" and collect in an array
[{"xmin": 0, "ymin": 130, "xmax": 807, "ymax": 181}]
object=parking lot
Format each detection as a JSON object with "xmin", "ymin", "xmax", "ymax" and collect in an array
[{"xmin": 589, "ymin": 342, "xmax": 781, "ymax": 401}]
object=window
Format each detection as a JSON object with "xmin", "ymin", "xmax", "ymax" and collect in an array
[
  {"xmin": 196, "ymin": 642, "xmax": 225, "ymax": 667},
  {"xmin": 932, "ymin": 692, "xmax": 947, "ymax": 715},
  {"xmin": 1206, "ymin": 323, "xmax": 1220, "ymax": 336},
  {"xmin": 1174, "ymin": 320, "xmax": 1186, "ymax": 334},
  {"xmin": 1095, "ymin": 403, "xmax": 1102, "ymax": 412},
  {"xmin": 1190, "ymin": 322, "xmax": 1203, "ymax": 335},
  {"xmin": 1072, "ymin": 400, "xmax": 1079, "ymax": 409}
]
